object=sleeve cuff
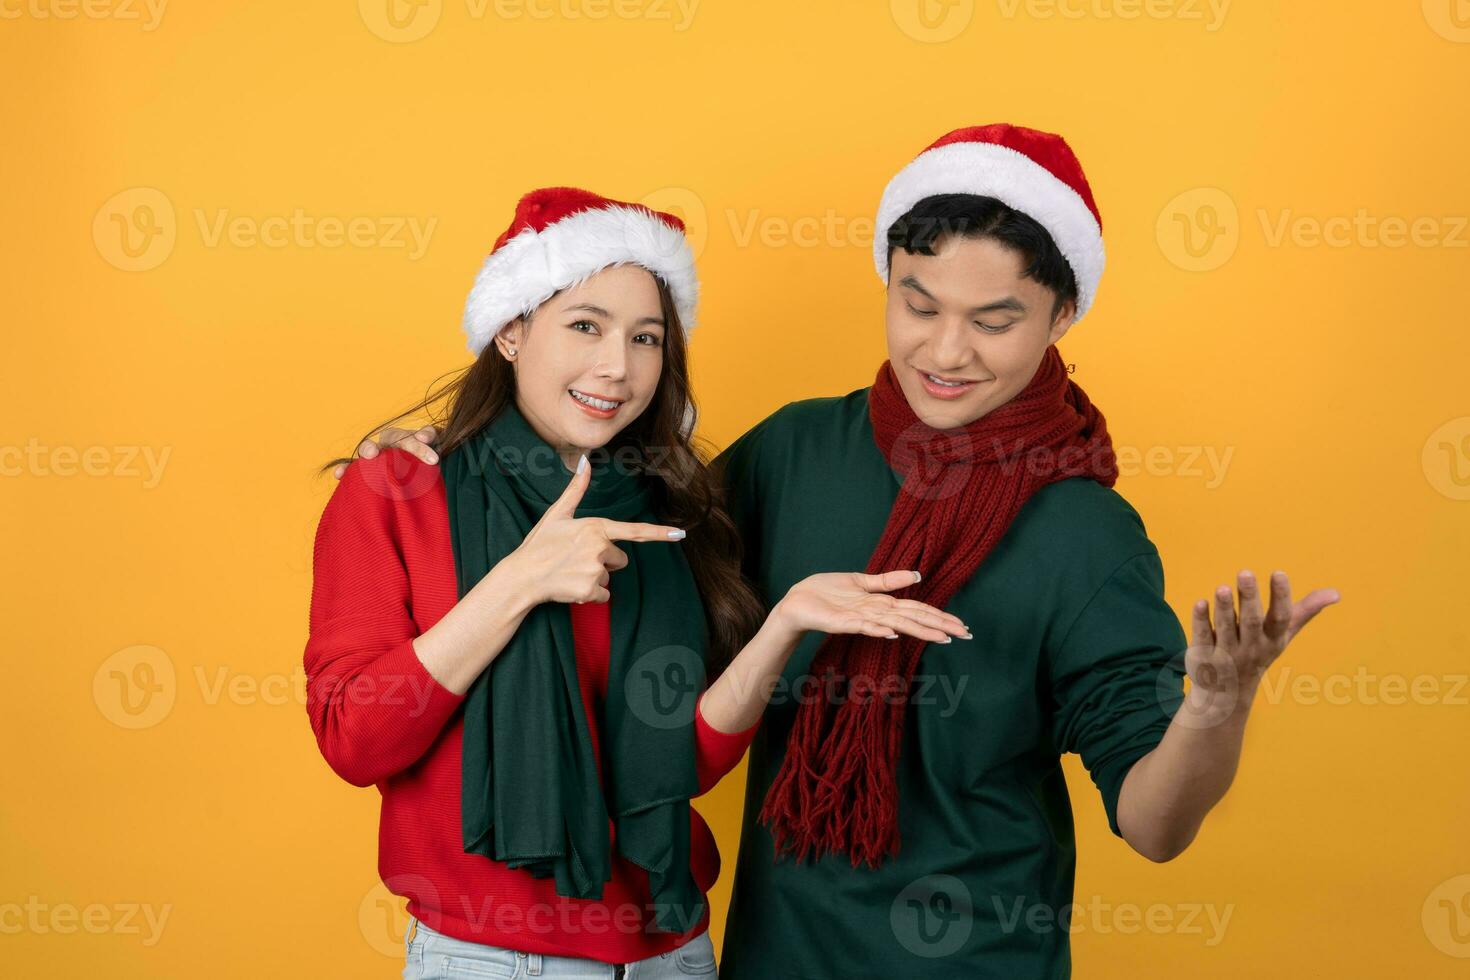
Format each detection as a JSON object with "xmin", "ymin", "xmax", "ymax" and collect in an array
[{"xmin": 375, "ymin": 637, "xmax": 468, "ymax": 730}]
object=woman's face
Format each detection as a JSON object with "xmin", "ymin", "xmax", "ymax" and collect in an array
[
  {"xmin": 493, "ymin": 264, "xmax": 667, "ymax": 465},
  {"xmin": 884, "ymin": 235, "xmax": 1074, "ymax": 430}
]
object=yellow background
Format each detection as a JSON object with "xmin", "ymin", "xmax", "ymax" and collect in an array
[{"xmin": 4, "ymin": 0, "xmax": 1468, "ymax": 976}]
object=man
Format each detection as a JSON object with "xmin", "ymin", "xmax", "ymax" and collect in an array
[{"xmin": 347, "ymin": 123, "xmax": 1339, "ymax": 978}]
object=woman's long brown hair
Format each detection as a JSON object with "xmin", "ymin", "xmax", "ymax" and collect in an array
[{"xmin": 319, "ymin": 274, "xmax": 766, "ymax": 676}]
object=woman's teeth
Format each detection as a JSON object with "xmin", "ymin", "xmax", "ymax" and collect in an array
[{"xmin": 570, "ymin": 389, "xmax": 620, "ymax": 411}]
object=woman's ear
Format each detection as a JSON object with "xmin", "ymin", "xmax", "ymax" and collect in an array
[{"xmin": 494, "ymin": 319, "xmax": 525, "ymax": 361}]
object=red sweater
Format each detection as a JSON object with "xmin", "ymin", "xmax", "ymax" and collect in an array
[{"xmin": 304, "ymin": 449, "xmax": 760, "ymax": 962}]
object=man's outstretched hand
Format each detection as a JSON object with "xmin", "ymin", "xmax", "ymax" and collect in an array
[
  {"xmin": 1183, "ymin": 568, "xmax": 1342, "ymax": 724},
  {"xmin": 333, "ymin": 426, "xmax": 443, "ymax": 479}
]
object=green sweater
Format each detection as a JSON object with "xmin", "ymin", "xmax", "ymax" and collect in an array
[{"xmin": 713, "ymin": 387, "xmax": 1187, "ymax": 980}]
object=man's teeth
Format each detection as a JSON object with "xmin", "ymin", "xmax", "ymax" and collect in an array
[
  {"xmin": 927, "ymin": 374, "xmax": 969, "ymax": 388},
  {"xmin": 571, "ymin": 390, "xmax": 620, "ymax": 411}
]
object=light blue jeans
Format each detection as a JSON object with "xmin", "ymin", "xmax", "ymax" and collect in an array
[{"xmin": 402, "ymin": 915, "xmax": 719, "ymax": 980}]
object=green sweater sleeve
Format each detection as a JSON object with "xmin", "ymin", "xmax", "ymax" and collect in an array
[{"xmin": 1046, "ymin": 549, "xmax": 1188, "ymax": 838}]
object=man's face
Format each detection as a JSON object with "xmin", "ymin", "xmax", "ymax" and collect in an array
[{"xmin": 884, "ymin": 235, "xmax": 1075, "ymax": 429}]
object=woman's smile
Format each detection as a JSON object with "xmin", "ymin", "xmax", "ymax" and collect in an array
[{"xmin": 568, "ymin": 387, "xmax": 625, "ymax": 419}]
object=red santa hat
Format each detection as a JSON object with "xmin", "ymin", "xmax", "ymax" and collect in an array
[
  {"xmin": 463, "ymin": 186, "xmax": 699, "ymax": 355},
  {"xmin": 873, "ymin": 124, "xmax": 1106, "ymax": 322}
]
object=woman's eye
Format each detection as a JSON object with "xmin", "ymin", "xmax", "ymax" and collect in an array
[
  {"xmin": 906, "ymin": 302, "xmax": 937, "ymax": 318},
  {"xmin": 634, "ymin": 333, "xmax": 663, "ymax": 347},
  {"xmin": 570, "ymin": 320, "xmax": 598, "ymax": 334}
]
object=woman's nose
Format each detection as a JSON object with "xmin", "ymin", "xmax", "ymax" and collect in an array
[{"xmin": 594, "ymin": 340, "xmax": 628, "ymax": 378}]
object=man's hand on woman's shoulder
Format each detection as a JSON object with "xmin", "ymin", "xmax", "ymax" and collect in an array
[{"xmin": 333, "ymin": 426, "xmax": 442, "ymax": 479}]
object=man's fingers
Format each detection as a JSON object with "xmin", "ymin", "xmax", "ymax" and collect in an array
[
  {"xmin": 1237, "ymin": 569, "xmax": 1264, "ymax": 635},
  {"xmin": 356, "ymin": 438, "xmax": 380, "ymax": 459},
  {"xmin": 1191, "ymin": 599, "xmax": 1214, "ymax": 648},
  {"xmin": 414, "ymin": 425, "xmax": 441, "ymax": 446},
  {"xmin": 332, "ymin": 463, "xmax": 347, "ymax": 480},
  {"xmin": 1214, "ymin": 583, "xmax": 1238, "ymax": 647},
  {"xmin": 1264, "ymin": 570, "xmax": 1295, "ymax": 640},
  {"xmin": 1286, "ymin": 587, "xmax": 1341, "ymax": 642},
  {"xmin": 855, "ymin": 569, "xmax": 923, "ymax": 593},
  {"xmin": 597, "ymin": 519, "xmax": 687, "ymax": 543}
]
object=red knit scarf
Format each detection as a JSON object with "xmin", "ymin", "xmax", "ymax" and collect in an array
[{"xmin": 758, "ymin": 345, "xmax": 1120, "ymax": 868}]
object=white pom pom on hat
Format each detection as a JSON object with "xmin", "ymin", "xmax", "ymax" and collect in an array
[
  {"xmin": 462, "ymin": 186, "xmax": 699, "ymax": 355},
  {"xmin": 874, "ymin": 124, "xmax": 1106, "ymax": 322}
]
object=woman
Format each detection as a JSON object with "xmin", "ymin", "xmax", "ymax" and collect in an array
[{"xmin": 305, "ymin": 186, "xmax": 970, "ymax": 979}]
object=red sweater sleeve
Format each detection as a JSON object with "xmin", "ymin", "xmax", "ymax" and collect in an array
[
  {"xmin": 304, "ymin": 454, "xmax": 465, "ymax": 788},
  {"xmin": 692, "ymin": 692, "xmax": 760, "ymax": 797}
]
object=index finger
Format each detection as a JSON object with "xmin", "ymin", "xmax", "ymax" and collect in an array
[{"xmin": 593, "ymin": 518, "xmax": 687, "ymax": 542}]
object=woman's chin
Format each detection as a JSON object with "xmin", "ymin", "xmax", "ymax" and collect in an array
[{"xmin": 559, "ymin": 408, "xmax": 627, "ymax": 449}]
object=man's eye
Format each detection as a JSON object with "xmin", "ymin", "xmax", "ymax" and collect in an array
[
  {"xmin": 906, "ymin": 302, "xmax": 937, "ymax": 318},
  {"xmin": 977, "ymin": 322, "xmax": 1012, "ymax": 334}
]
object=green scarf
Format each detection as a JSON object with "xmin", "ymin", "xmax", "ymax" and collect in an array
[{"xmin": 443, "ymin": 402, "xmax": 708, "ymax": 934}]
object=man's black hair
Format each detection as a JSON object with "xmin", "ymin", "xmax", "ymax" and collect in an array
[{"xmin": 885, "ymin": 194, "xmax": 1078, "ymax": 321}]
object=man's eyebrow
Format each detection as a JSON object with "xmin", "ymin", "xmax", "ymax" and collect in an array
[
  {"xmin": 897, "ymin": 276, "xmax": 1027, "ymax": 315},
  {"xmin": 897, "ymin": 275, "xmax": 936, "ymax": 301},
  {"xmin": 565, "ymin": 302, "xmax": 665, "ymax": 328},
  {"xmin": 973, "ymin": 297, "xmax": 1027, "ymax": 315}
]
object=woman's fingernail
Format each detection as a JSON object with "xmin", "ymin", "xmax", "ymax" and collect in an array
[
  {"xmin": 425, "ymin": 451, "xmax": 438, "ymax": 464},
  {"xmin": 886, "ymin": 634, "xmax": 899, "ymax": 639},
  {"xmin": 577, "ymin": 454, "xmax": 589, "ymax": 473},
  {"xmin": 668, "ymin": 529, "xmax": 686, "ymax": 541},
  {"xmin": 912, "ymin": 571, "xmax": 923, "ymax": 583},
  {"xmin": 960, "ymin": 632, "xmax": 973, "ymax": 640}
]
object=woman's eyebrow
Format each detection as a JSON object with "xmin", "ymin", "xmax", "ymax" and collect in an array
[{"xmin": 564, "ymin": 302, "xmax": 664, "ymax": 328}]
